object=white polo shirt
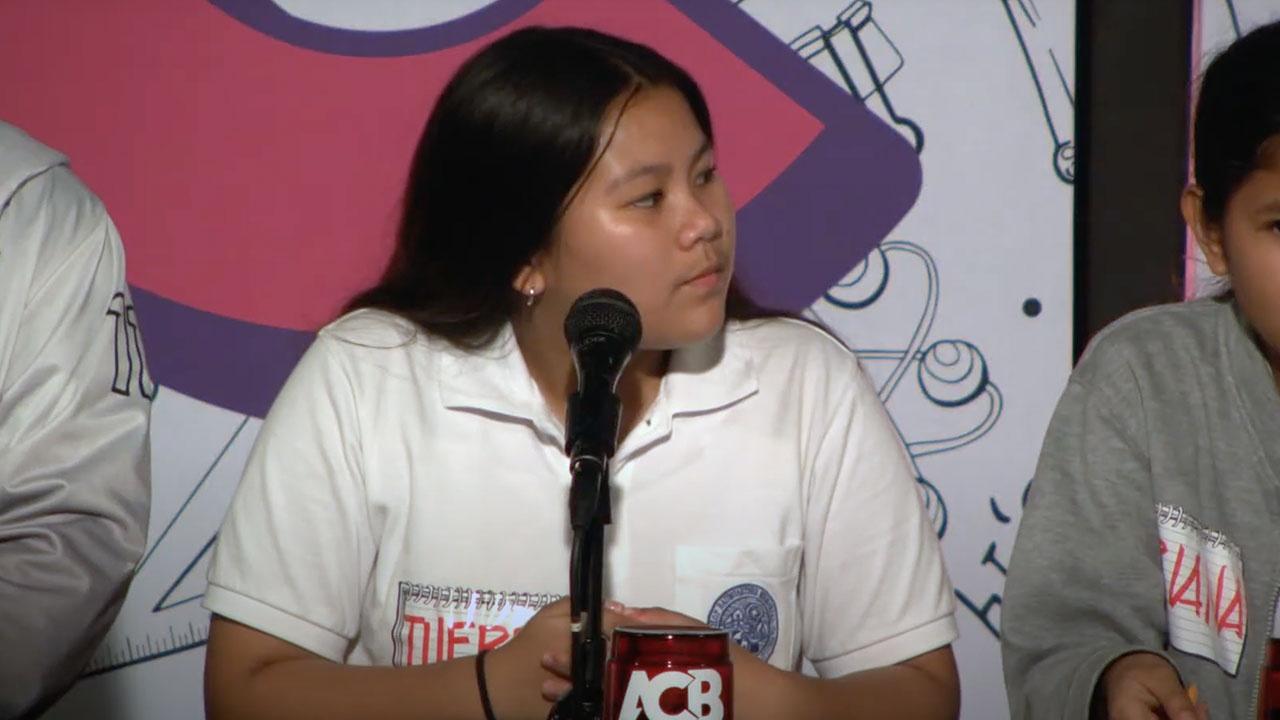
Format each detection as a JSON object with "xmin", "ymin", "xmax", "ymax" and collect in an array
[{"xmin": 205, "ymin": 309, "xmax": 955, "ymax": 678}]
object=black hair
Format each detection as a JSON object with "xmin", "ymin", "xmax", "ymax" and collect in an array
[
  {"xmin": 345, "ymin": 26, "xmax": 768, "ymax": 348},
  {"xmin": 1193, "ymin": 20, "xmax": 1280, "ymax": 224}
]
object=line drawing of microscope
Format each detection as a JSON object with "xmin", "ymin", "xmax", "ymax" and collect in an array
[
  {"xmin": 1222, "ymin": 0, "xmax": 1243, "ymax": 36},
  {"xmin": 763, "ymin": 0, "xmax": 927, "ymax": 154},
  {"xmin": 1000, "ymin": 0, "xmax": 1076, "ymax": 183}
]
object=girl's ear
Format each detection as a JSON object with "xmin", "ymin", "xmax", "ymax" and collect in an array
[
  {"xmin": 1182, "ymin": 184, "xmax": 1229, "ymax": 276},
  {"xmin": 512, "ymin": 256, "xmax": 547, "ymax": 304}
]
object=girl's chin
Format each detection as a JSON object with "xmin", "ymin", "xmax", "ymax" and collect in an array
[{"xmin": 644, "ymin": 317, "xmax": 727, "ymax": 351}]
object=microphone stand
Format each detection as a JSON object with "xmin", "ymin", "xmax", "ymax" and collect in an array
[{"xmin": 548, "ymin": 382, "xmax": 620, "ymax": 720}]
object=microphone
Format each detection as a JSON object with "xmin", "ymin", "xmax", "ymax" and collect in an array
[
  {"xmin": 556, "ymin": 290, "xmax": 641, "ymax": 720},
  {"xmin": 562, "ymin": 288, "xmax": 642, "ymax": 467}
]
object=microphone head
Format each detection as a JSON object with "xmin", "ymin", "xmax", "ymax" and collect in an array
[{"xmin": 563, "ymin": 288, "xmax": 642, "ymax": 353}]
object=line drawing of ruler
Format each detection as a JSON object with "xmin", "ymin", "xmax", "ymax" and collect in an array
[{"xmin": 82, "ymin": 386, "xmax": 260, "ymax": 676}]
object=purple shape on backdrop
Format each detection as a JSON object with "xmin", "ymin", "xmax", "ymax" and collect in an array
[
  {"xmin": 144, "ymin": 0, "xmax": 920, "ymax": 417},
  {"xmin": 132, "ymin": 286, "xmax": 312, "ymax": 419},
  {"xmin": 208, "ymin": 0, "xmax": 541, "ymax": 56},
  {"xmin": 668, "ymin": 0, "xmax": 921, "ymax": 311}
]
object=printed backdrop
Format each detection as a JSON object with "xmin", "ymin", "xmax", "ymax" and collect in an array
[{"xmin": 0, "ymin": 1, "xmax": 1074, "ymax": 717}]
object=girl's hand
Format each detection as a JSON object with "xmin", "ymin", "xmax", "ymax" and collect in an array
[
  {"xmin": 1096, "ymin": 652, "xmax": 1209, "ymax": 720},
  {"xmin": 487, "ymin": 597, "xmax": 632, "ymax": 709}
]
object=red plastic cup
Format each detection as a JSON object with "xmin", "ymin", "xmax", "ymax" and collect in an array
[
  {"xmin": 605, "ymin": 626, "xmax": 733, "ymax": 720},
  {"xmin": 1261, "ymin": 639, "xmax": 1280, "ymax": 719}
]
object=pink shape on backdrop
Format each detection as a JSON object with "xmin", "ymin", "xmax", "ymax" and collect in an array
[
  {"xmin": 1184, "ymin": 0, "xmax": 1203, "ymax": 300},
  {"xmin": 0, "ymin": 0, "xmax": 820, "ymax": 331}
]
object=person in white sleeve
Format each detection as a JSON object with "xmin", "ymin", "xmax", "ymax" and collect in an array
[
  {"xmin": 0, "ymin": 120, "xmax": 152, "ymax": 719},
  {"xmin": 203, "ymin": 26, "xmax": 958, "ymax": 720}
]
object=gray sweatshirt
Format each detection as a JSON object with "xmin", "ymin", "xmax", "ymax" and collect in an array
[{"xmin": 1003, "ymin": 297, "xmax": 1280, "ymax": 719}]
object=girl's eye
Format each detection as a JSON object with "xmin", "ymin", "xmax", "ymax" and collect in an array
[
  {"xmin": 695, "ymin": 166, "xmax": 718, "ymax": 185},
  {"xmin": 632, "ymin": 191, "xmax": 663, "ymax": 209}
]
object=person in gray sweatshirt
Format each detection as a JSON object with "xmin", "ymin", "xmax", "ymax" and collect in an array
[{"xmin": 1002, "ymin": 20, "xmax": 1280, "ymax": 720}]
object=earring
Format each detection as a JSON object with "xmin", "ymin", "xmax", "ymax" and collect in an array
[{"xmin": 524, "ymin": 287, "xmax": 538, "ymax": 308}]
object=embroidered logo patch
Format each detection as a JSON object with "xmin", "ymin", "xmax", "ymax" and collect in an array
[
  {"xmin": 1156, "ymin": 503, "xmax": 1246, "ymax": 675},
  {"xmin": 707, "ymin": 583, "xmax": 779, "ymax": 661}
]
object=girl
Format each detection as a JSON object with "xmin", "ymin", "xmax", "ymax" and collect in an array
[
  {"xmin": 203, "ymin": 26, "xmax": 958, "ymax": 720},
  {"xmin": 1002, "ymin": 20, "xmax": 1280, "ymax": 720}
]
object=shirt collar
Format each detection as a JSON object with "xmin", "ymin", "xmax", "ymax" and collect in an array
[
  {"xmin": 662, "ymin": 322, "xmax": 759, "ymax": 417},
  {"xmin": 435, "ymin": 323, "xmax": 558, "ymax": 436},
  {"xmin": 436, "ymin": 321, "xmax": 759, "ymax": 432},
  {"xmin": 0, "ymin": 121, "xmax": 66, "ymax": 205}
]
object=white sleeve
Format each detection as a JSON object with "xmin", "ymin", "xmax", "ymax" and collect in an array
[
  {"xmin": 204, "ymin": 334, "xmax": 375, "ymax": 662},
  {"xmin": 801, "ymin": 360, "xmax": 957, "ymax": 678},
  {"xmin": 0, "ymin": 166, "xmax": 152, "ymax": 717}
]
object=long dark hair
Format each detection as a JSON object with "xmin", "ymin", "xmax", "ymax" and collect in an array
[
  {"xmin": 1194, "ymin": 20, "xmax": 1280, "ymax": 224},
  {"xmin": 346, "ymin": 26, "xmax": 769, "ymax": 349}
]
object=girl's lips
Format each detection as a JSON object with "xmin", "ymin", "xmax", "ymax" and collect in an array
[
  {"xmin": 682, "ymin": 266, "xmax": 727, "ymax": 292},
  {"xmin": 681, "ymin": 261, "xmax": 726, "ymax": 285}
]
